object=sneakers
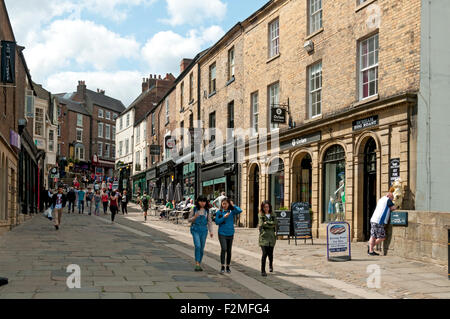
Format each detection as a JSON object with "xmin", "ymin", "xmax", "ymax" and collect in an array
[
  {"xmin": 368, "ymin": 251, "xmax": 380, "ymax": 256},
  {"xmin": 220, "ymin": 266, "xmax": 225, "ymax": 274},
  {"xmin": 269, "ymin": 267, "xmax": 273, "ymax": 273},
  {"xmin": 54, "ymin": 225, "xmax": 59, "ymax": 231},
  {"xmin": 195, "ymin": 265, "xmax": 202, "ymax": 272},
  {"xmin": 261, "ymin": 271, "xmax": 267, "ymax": 277},
  {"xmin": 226, "ymin": 266, "xmax": 231, "ymax": 274}
]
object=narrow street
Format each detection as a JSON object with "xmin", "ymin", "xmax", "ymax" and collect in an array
[{"xmin": 1, "ymin": 204, "xmax": 449, "ymax": 299}]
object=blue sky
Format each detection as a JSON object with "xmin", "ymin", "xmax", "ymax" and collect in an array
[{"xmin": 5, "ymin": 0, "xmax": 266, "ymax": 106}]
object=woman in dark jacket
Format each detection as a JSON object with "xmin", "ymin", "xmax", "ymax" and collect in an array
[{"xmin": 258, "ymin": 201, "xmax": 277, "ymax": 277}]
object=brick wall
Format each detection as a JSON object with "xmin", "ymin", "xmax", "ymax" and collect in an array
[{"xmin": 92, "ymin": 104, "xmax": 116, "ymax": 161}]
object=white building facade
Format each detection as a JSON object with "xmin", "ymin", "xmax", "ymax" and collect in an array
[{"xmin": 115, "ymin": 108, "xmax": 134, "ymax": 167}]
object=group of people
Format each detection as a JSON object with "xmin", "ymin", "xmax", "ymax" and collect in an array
[
  {"xmin": 187, "ymin": 194, "xmax": 277, "ymax": 277},
  {"xmin": 45, "ymin": 185, "xmax": 130, "ymax": 230}
]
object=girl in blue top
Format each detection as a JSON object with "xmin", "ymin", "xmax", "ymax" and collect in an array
[{"xmin": 214, "ymin": 198, "xmax": 242, "ymax": 274}]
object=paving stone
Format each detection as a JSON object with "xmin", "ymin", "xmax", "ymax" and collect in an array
[
  {"xmin": 0, "ymin": 293, "xmax": 35, "ymax": 299},
  {"xmin": 100, "ymin": 293, "xmax": 133, "ymax": 299},
  {"xmin": 141, "ymin": 285, "xmax": 180, "ymax": 293},
  {"xmin": 132, "ymin": 293, "xmax": 171, "ymax": 299},
  {"xmin": 172, "ymin": 276, "xmax": 215, "ymax": 282},
  {"xmin": 177, "ymin": 286, "xmax": 233, "ymax": 293},
  {"xmin": 169, "ymin": 293, "xmax": 210, "ymax": 299},
  {"xmin": 103, "ymin": 286, "xmax": 142, "ymax": 293}
]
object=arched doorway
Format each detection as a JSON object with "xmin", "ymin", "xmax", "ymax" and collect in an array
[
  {"xmin": 323, "ymin": 145, "xmax": 346, "ymax": 222},
  {"xmin": 248, "ymin": 164, "xmax": 260, "ymax": 228},
  {"xmin": 292, "ymin": 153, "xmax": 312, "ymax": 206},
  {"xmin": 268, "ymin": 158, "xmax": 285, "ymax": 211},
  {"xmin": 363, "ymin": 138, "xmax": 377, "ymax": 240}
]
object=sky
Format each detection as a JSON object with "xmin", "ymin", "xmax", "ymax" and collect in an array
[{"xmin": 5, "ymin": 0, "xmax": 266, "ymax": 106}]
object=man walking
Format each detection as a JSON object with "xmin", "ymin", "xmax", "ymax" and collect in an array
[
  {"xmin": 368, "ymin": 190, "xmax": 397, "ymax": 256},
  {"xmin": 67, "ymin": 187, "xmax": 76, "ymax": 214},
  {"xmin": 120, "ymin": 190, "xmax": 129, "ymax": 215},
  {"xmin": 78, "ymin": 188, "xmax": 86, "ymax": 214},
  {"xmin": 52, "ymin": 187, "xmax": 67, "ymax": 230}
]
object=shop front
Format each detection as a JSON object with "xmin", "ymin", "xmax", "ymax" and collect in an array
[
  {"xmin": 182, "ymin": 162, "xmax": 196, "ymax": 201},
  {"xmin": 241, "ymin": 94, "xmax": 417, "ymax": 240},
  {"xmin": 146, "ymin": 167, "xmax": 158, "ymax": 198},
  {"xmin": 132, "ymin": 171, "xmax": 146, "ymax": 200},
  {"xmin": 157, "ymin": 159, "xmax": 176, "ymax": 199}
]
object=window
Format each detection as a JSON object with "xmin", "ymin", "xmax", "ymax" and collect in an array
[
  {"xmin": 151, "ymin": 113, "xmax": 155, "ymax": 136},
  {"xmin": 75, "ymin": 146, "xmax": 84, "ymax": 161},
  {"xmin": 323, "ymin": 145, "xmax": 346, "ymax": 222},
  {"xmin": 136, "ymin": 126, "xmax": 140, "ymax": 144},
  {"xmin": 136, "ymin": 151, "xmax": 141, "ymax": 170},
  {"xmin": 57, "ymin": 144, "xmax": 61, "ymax": 155},
  {"xmin": 228, "ymin": 101, "xmax": 234, "ymax": 138},
  {"xmin": 165, "ymin": 99, "xmax": 170, "ymax": 124},
  {"xmin": 268, "ymin": 158, "xmax": 285, "ymax": 211},
  {"xmin": 76, "ymin": 128, "xmax": 83, "ymax": 142},
  {"xmin": 98, "ymin": 122, "xmax": 103, "ymax": 138},
  {"xmin": 48, "ymin": 130, "xmax": 54, "ymax": 152},
  {"xmin": 113, "ymin": 113, "xmax": 118, "ymax": 120},
  {"xmin": 57, "ymin": 106, "xmax": 61, "ymax": 117},
  {"xmin": 98, "ymin": 142, "xmax": 103, "ymax": 157},
  {"xmin": 120, "ymin": 117, "xmax": 123, "ymax": 130},
  {"xmin": 359, "ymin": 33, "xmax": 379, "ymax": 100},
  {"xmin": 105, "ymin": 124, "xmax": 110, "ymax": 139},
  {"xmin": 189, "ymin": 113, "xmax": 194, "ymax": 129},
  {"xmin": 209, "ymin": 63, "xmax": 216, "ymax": 94},
  {"xmin": 228, "ymin": 47, "xmax": 235, "ymax": 80},
  {"xmin": 98, "ymin": 109, "xmax": 104, "ymax": 118},
  {"xmin": 105, "ymin": 144, "xmax": 110, "ymax": 158},
  {"xmin": 34, "ymin": 107, "xmax": 44, "ymax": 136},
  {"xmin": 358, "ymin": 0, "xmax": 368, "ymax": 4},
  {"xmin": 309, "ymin": 61, "xmax": 322, "ymax": 118},
  {"xmin": 77, "ymin": 114, "xmax": 83, "ymax": 127},
  {"xmin": 180, "ymin": 121, "xmax": 184, "ymax": 148},
  {"xmin": 111, "ymin": 145, "xmax": 115, "ymax": 159},
  {"xmin": 209, "ymin": 112, "xmax": 216, "ymax": 142},
  {"xmin": 189, "ymin": 73, "xmax": 194, "ymax": 102},
  {"xmin": 269, "ymin": 19, "xmax": 280, "ymax": 58},
  {"xmin": 125, "ymin": 139, "xmax": 129, "ymax": 155},
  {"xmin": 143, "ymin": 124, "xmax": 146, "ymax": 142},
  {"xmin": 106, "ymin": 111, "xmax": 111, "ymax": 120},
  {"xmin": 26, "ymin": 90, "xmax": 34, "ymax": 117},
  {"xmin": 309, "ymin": 0, "xmax": 323, "ymax": 34},
  {"xmin": 112, "ymin": 126, "xmax": 115, "ymax": 141},
  {"xmin": 180, "ymin": 82, "xmax": 184, "ymax": 109},
  {"xmin": 119, "ymin": 141, "xmax": 123, "ymax": 157},
  {"xmin": 268, "ymin": 82, "xmax": 280, "ymax": 131},
  {"xmin": 57, "ymin": 124, "xmax": 61, "ymax": 137},
  {"xmin": 251, "ymin": 92, "xmax": 259, "ymax": 136},
  {"xmin": 126, "ymin": 114, "xmax": 130, "ymax": 127}
]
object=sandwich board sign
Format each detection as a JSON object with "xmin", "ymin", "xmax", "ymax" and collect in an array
[{"xmin": 326, "ymin": 222, "xmax": 351, "ymax": 262}]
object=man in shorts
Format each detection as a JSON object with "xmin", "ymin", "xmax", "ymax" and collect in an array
[
  {"xmin": 51, "ymin": 186, "xmax": 67, "ymax": 231},
  {"xmin": 368, "ymin": 190, "xmax": 397, "ymax": 256}
]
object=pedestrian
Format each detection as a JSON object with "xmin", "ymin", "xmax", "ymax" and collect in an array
[
  {"xmin": 109, "ymin": 190, "xmax": 119, "ymax": 224},
  {"xmin": 121, "ymin": 190, "xmax": 129, "ymax": 215},
  {"xmin": 141, "ymin": 192, "xmax": 150, "ymax": 221},
  {"xmin": 47, "ymin": 189, "xmax": 53, "ymax": 210},
  {"xmin": 67, "ymin": 187, "xmax": 76, "ymax": 214},
  {"xmin": 94, "ymin": 190, "xmax": 101, "ymax": 216},
  {"xmin": 258, "ymin": 201, "xmax": 277, "ymax": 277},
  {"xmin": 51, "ymin": 186, "xmax": 67, "ymax": 231},
  {"xmin": 188, "ymin": 196, "xmax": 213, "ymax": 272},
  {"xmin": 214, "ymin": 198, "xmax": 242, "ymax": 274},
  {"xmin": 86, "ymin": 188, "xmax": 94, "ymax": 215},
  {"xmin": 78, "ymin": 188, "xmax": 86, "ymax": 214},
  {"xmin": 213, "ymin": 192, "xmax": 227, "ymax": 210},
  {"xmin": 368, "ymin": 189, "xmax": 397, "ymax": 256},
  {"xmin": 101, "ymin": 189, "xmax": 109, "ymax": 215}
]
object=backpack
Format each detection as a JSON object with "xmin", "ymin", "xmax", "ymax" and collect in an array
[{"xmin": 142, "ymin": 196, "xmax": 149, "ymax": 206}]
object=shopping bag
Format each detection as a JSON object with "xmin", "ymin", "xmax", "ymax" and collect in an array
[{"xmin": 43, "ymin": 208, "xmax": 51, "ymax": 217}]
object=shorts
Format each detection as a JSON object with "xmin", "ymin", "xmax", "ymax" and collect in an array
[{"xmin": 370, "ymin": 222, "xmax": 386, "ymax": 239}]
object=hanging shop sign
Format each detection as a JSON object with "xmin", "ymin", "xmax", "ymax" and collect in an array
[
  {"xmin": 9, "ymin": 130, "xmax": 21, "ymax": 149},
  {"xmin": 275, "ymin": 210, "xmax": 291, "ymax": 237},
  {"xmin": 271, "ymin": 107, "xmax": 287, "ymax": 124},
  {"xmin": 150, "ymin": 145, "xmax": 161, "ymax": 155},
  {"xmin": 326, "ymin": 222, "xmax": 351, "ymax": 262},
  {"xmin": 389, "ymin": 158, "xmax": 400, "ymax": 186},
  {"xmin": 146, "ymin": 168, "xmax": 157, "ymax": 181},
  {"xmin": 1, "ymin": 40, "xmax": 16, "ymax": 83},
  {"xmin": 352, "ymin": 115, "xmax": 379, "ymax": 131},
  {"xmin": 291, "ymin": 202, "xmax": 313, "ymax": 245},
  {"xmin": 165, "ymin": 136, "xmax": 176, "ymax": 150},
  {"xmin": 280, "ymin": 131, "xmax": 321, "ymax": 151}
]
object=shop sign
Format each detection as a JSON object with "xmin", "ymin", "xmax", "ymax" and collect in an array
[
  {"xmin": 271, "ymin": 107, "xmax": 287, "ymax": 124},
  {"xmin": 9, "ymin": 130, "xmax": 20, "ymax": 149},
  {"xmin": 203, "ymin": 180, "xmax": 214, "ymax": 187},
  {"xmin": 391, "ymin": 212, "xmax": 408, "ymax": 226},
  {"xmin": 275, "ymin": 210, "xmax": 291, "ymax": 236},
  {"xmin": 280, "ymin": 131, "xmax": 321, "ymax": 151},
  {"xmin": 165, "ymin": 136, "xmax": 176, "ymax": 150},
  {"xmin": 150, "ymin": 145, "xmax": 161, "ymax": 155},
  {"xmin": 146, "ymin": 169, "xmax": 157, "ymax": 181},
  {"xmin": 1, "ymin": 41, "xmax": 16, "ymax": 83},
  {"xmin": 291, "ymin": 202, "xmax": 312, "ymax": 243},
  {"xmin": 326, "ymin": 222, "xmax": 351, "ymax": 262},
  {"xmin": 214, "ymin": 177, "xmax": 226, "ymax": 185},
  {"xmin": 352, "ymin": 115, "xmax": 379, "ymax": 131},
  {"xmin": 389, "ymin": 158, "xmax": 400, "ymax": 186}
]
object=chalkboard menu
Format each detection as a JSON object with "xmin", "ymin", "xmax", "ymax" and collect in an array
[
  {"xmin": 275, "ymin": 210, "xmax": 291, "ymax": 236},
  {"xmin": 291, "ymin": 202, "xmax": 312, "ymax": 238}
]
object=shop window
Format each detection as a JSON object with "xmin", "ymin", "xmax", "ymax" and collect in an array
[
  {"xmin": 294, "ymin": 154, "xmax": 312, "ymax": 205},
  {"xmin": 268, "ymin": 158, "xmax": 285, "ymax": 211},
  {"xmin": 323, "ymin": 145, "xmax": 346, "ymax": 222}
]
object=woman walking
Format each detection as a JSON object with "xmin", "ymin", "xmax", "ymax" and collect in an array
[
  {"xmin": 188, "ymin": 196, "xmax": 213, "ymax": 272},
  {"xmin": 101, "ymin": 189, "xmax": 109, "ymax": 215},
  {"xmin": 258, "ymin": 201, "xmax": 277, "ymax": 277},
  {"xmin": 121, "ymin": 190, "xmax": 129, "ymax": 215},
  {"xmin": 109, "ymin": 190, "xmax": 119, "ymax": 224},
  {"xmin": 214, "ymin": 198, "xmax": 242, "ymax": 274},
  {"xmin": 94, "ymin": 190, "xmax": 101, "ymax": 216}
]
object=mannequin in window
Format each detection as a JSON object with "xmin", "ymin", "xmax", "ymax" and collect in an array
[{"xmin": 334, "ymin": 176, "xmax": 345, "ymax": 221}]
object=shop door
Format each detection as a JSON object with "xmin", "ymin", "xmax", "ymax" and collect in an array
[
  {"xmin": 252, "ymin": 166, "xmax": 260, "ymax": 228},
  {"xmin": 363, "ymin": 138, "xmax": 377, "ymax": 240}
]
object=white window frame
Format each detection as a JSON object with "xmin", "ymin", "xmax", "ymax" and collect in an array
[
  {"xmin": 98, "ymin": 142, "xmax": 103, "ymax": 157},
  {"xmin": 26, "ymin": 90, "xmax": 34, "ymax": 118},
  {"xmin": 34, "ymin": 107, "xmax": 44, "ymax": 136},
  {"xmin": 119, "ymin": 141, "xmax": 123, "ymax": 157},
  {"xmin": 209, "ymin": 63, "xmax": 216, "ymax": 94},
  {"xmin": 76, "ymin": 128, "xmax": 83, "ymax": 142},
  {"xmin": 111, "ymin": 145, "xmax": 115, "ymax": 159},
  {"xmin": 125, "ymin": 139, "xmax": 129, "ymax": 155},
  {"xmin": 105, "ymin": 124, "xmax": 111, "ymax": 140},
  {"xmin": 165, "ymin": 99, "xmax": 170, "ymax": 124},
  {"xmin": 309, "ymin": 0, "xmax": 323, "ymax": 34},
  {"xmin": 77, "ymin": 114, "xmax": 83, "ymax": 127},
  {"xmin": 309, "ymin": 61, "xmax": 322, "ymax": 118},
  {"xmin": 106, "ymin": 111, "xmax": 111, "ymax": 120},
  {"xmin": 75, "ymin": 146, "xmax": 84, "ymax": 161},
  {"xmin": 251, "ymin": 92, "xmax": 259, "ymax": 136},
  {"xmin": 151, "ymin": 113, "xmax": 155, "ymax": 136},
  {"xmin": 48, "ymin": 130, "xmax": 54, "ymax": 152},
  {"xmin": 268, "ymin": 82, "xmax": 280, "ymax": 131},
  {"xmin": 136, "ymin": 126, "xmax": 140, "ymax": 144},
  {"xmin": 98, "ymin": 109, "xmax": 104, "ymax": 118},
  {"xmin": 228, "ymin": 47, "xmax": 235, "ymax": 80},
  {"xmin": 126, "ymin": 114, "xmax": 130, "ymax": 127},
  {"xmin": 98, "ymin": 122, "xmax": 104, "ymax": 138},
  {"xmin": 105, "ymin": 143, "xmax": 110, "ymax": 158},
  {"xmin": 120, "ymin": 117, "xmax": 123, "ymax": 130},
  {"xmin": 359, "ymin": 33, "xmax": 379, "ymax": 100},
  {"xmin": 112, "ymin": 126, "xmax": 115, "ymax": 141},
  {"xmin": 269, "ymin": 19, "xmax": 280, "ymax": 58},
  {"xmin": 57, "ymin": 124, "xmax": 61, "ymax": 137}
]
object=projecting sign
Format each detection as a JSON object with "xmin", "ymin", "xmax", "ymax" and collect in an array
[
  {"xmin": 389, "ymin": 158, "xmax": 400, "ymax": 186},
  {"xmin": 1, "ymin": 41, "xmax": 16, "ymax": 83},
  {"xmin": 352, "ymin": 115, "xmax": 379, "ymax": 131},
  {"xmin": 271, "ymin": 107, "xmax": 287, "ymax": 124},
  {"xmin": 165, "ymin": 136, "xmax": 176, "ymax": 149},
  {"xmin": 150, "ymin": 145, "xmax": 161, "ymax": 155}
]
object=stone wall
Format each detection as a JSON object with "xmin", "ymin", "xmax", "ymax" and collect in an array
[{"xmin": 384, "ymin": 211, "xmax": 450, "ymax": 266}]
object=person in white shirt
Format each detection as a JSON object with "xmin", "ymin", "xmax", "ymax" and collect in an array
[
  {"xmin": 213, "ymin": 192, "xmax": 227, "ymax": 210},
  {"xmin": 368, "ymin": 190, "xmax": 397, "ymax": 256}
]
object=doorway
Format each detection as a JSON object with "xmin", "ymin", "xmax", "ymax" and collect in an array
[
  {"xmin": 251, "ymin": 165, "xmax": 260, "ymax": 228},
  {"xmin": 363, "ymin": 138, "xmax": 377, "ymax": 240}
]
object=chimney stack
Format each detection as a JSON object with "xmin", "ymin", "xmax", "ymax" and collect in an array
[
  {"xmin": 180, "ymin": 58, "xmax": 193, "ymax": 73},
  {"xmin": 77, "ymin": 80, "xmax": 87, "ymax": 96},
  {"xmin": 142, "ymin": 78, "xmax": 150, "ymax": 93}
]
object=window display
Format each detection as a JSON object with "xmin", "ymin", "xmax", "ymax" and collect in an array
[{"xmin": 323, "ymin": 145, "xmax": 346, "ymax": 222}]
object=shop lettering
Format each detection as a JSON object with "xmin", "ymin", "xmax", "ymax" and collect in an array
[{"xmin": 352, "ymin": 115, "xmax": 379, "ymax": 131}]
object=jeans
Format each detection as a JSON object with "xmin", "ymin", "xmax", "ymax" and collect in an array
[
  {"xmin": 78, "ymin": 200, "xmax": 84, "ymax": 214},
  {"xmin": 261, "ymin": 246, "xmax": 274, "ymax": 272},
  {"xmin": 191, "ymin": 227, "xmax": 208, "ymax": 263},
  {"xmin": 94, "ymin": 202, "xmax": 100, "ymax": 215},
  {"xmin": 68, "ymin": 201, "xmax": 75, "ymax": 213},
  {"xmin": 103, "ymin": 202, "xmax": 108, "ymax": 214},
  {"xmin": 110, "ymin": 206, "xmax": 118, "ymax": 222},
  {"xmin": 218, "ymin": 235, "xmax": 234, "ymax": 266},
  {"xmin": 121, "ymin": 202, "xmax": 128, "ymax": 214}
]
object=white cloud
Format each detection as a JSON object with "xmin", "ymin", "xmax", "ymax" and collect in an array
[
  {"xmin": 141, "ymin": 26, "xmax": 225, "ymax": 75},
  {"xmin": 162, "ymin": 0, "xmax": 227, "ymax": 26},
  {"xmin": 24, "ymin": 19, "xmax": 140, "ymax": 80},
  {"xmin": 46, "ymin": 71, "xmax": 145, "ymax": 107}
]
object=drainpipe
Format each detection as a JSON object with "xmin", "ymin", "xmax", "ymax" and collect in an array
[{"xmin": 195, "ymin": 62, "xmax": 201, "ymax": 199}]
